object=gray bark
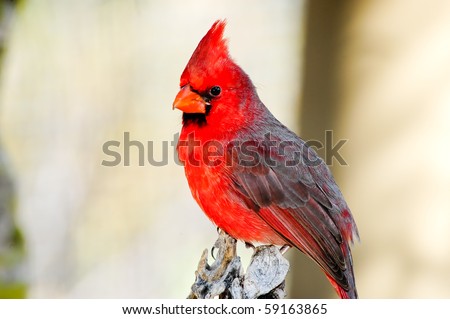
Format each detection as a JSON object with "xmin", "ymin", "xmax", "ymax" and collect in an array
[{"xmin": 188, "ymin": 231, "xmax": 289, "ymax": 299}]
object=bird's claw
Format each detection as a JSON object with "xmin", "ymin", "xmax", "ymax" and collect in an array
[
  {"xmin": 280, "ymin": 245, "xmax": 291, "ymax": 255},
  {"xmin": 245, "ymin": 242, "xmax": 256, "ymax": 250}
]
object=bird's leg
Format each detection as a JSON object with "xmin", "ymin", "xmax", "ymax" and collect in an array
[
  {"xmin": 280, "ymin": 245, "xmax": 291, "ymax": 255},
  {"xmin": 211, "ymin": 228, "xmax": 223, "ymax": 260},
  {"xmin": 210, "ymin": 227, "xmax": 224, "ymax": 259}
]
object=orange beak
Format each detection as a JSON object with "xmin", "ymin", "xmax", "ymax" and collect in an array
[{"xmin": 172, "ymin": 85, "xmax": 206, "ymax": 114}]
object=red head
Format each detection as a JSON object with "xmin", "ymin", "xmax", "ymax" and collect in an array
[{"xmin": 173, "ymin": 20, "xmax": 259, "ymax": 132}]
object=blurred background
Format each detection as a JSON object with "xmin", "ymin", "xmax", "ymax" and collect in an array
[{"xmin": 0, "ymin": 0, "xmax": 449, "ymax": 298}]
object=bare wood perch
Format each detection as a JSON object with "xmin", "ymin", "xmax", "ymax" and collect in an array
[{"xmin": 188, "ymin": 230, "xmax": 289, "ymax": 299}]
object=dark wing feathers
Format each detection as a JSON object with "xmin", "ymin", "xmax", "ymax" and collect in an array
[{"xmin": 228, "ymin": 137, "xmax": 353, "ymax": 291}]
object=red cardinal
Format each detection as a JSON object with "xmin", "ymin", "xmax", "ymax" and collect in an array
[{"xmin": 173, "ymin": 20, "xmax": 359, "ymax": 299}]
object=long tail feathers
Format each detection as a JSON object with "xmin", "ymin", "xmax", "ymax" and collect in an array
[
  {"xmin": 325, "ymin": 240, "xmax": 358, "ymax": 299},
  {"xmin": 326, "ymin": 274, "xmax": 358, "ymax": 299}
]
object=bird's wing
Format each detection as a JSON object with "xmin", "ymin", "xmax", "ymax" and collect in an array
[{"xmin": 227, "ymin": 138, "xmax": 355, "ymax": 291}]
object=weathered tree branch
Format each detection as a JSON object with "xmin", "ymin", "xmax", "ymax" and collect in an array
[{"xmin": 188, "ymin": 230, "xmax": 289, "ymax": 299}]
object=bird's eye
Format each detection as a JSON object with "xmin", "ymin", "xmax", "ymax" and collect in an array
[{"xmin": 209, "ymin": 86, "xmax": 221, "ymax": 97}]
